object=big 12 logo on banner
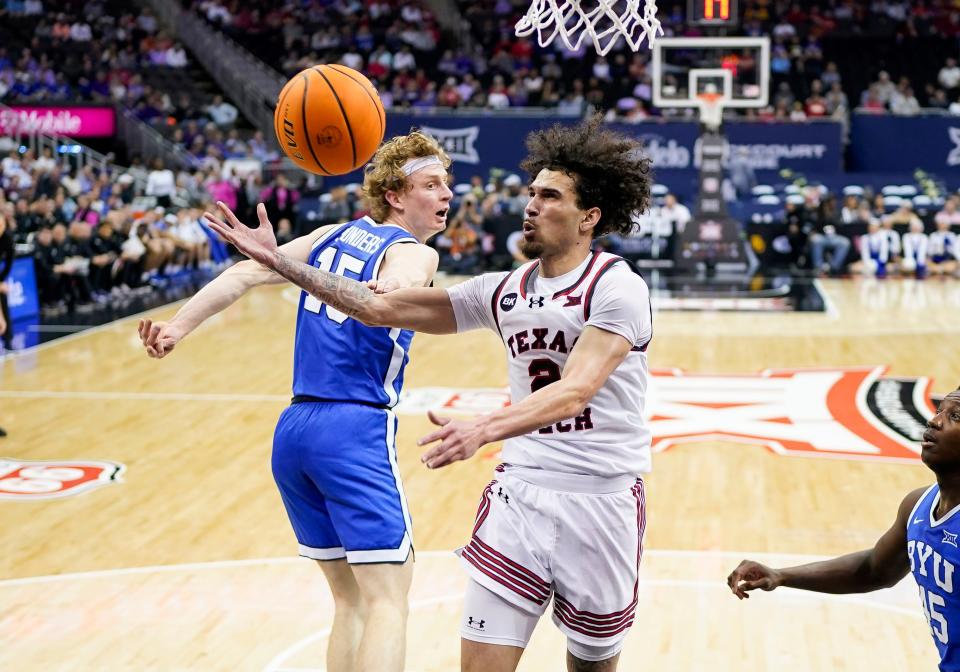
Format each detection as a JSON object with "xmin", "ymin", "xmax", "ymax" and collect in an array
[{"xmin": 0, "ymin": 459, "xmax": 125, "ymax": 500}]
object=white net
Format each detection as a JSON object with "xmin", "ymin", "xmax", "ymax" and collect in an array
[
  {"xmin": 515, "ymin": 0, "xmax": 663, "ymax": 57},
  {"xmin": 696, "ymin": 93, "xmax": 724, "ymax": 131}
]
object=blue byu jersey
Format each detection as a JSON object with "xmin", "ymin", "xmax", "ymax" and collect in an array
[
  {"xmin": 908, "ymin": 484, "xmax": 960, "ymax": 671},
  {"xmin": 292, "ymin": 216, "xmax": 417, "ymax": 407}
]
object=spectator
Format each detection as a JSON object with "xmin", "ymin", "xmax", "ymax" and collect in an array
[
  {"xmin": 729, "ymin": 147, "xmax": 756, "ymax": 198},
  {"xmin": 33, "ymin": 224, "xmax": 65, "ymax": 312},
  {"xmin": 56, "ymin": 222, "xmax": 95, "ymax": 310},
  {"xmin": 276, "ymin": 218, "xmax": 294, "ymax": 246},
  {"xmin": 825, "ymin": 82, "xmax": 849, "ymax": 116},
  {"xmin": 861, "ymin": 84, "xmax": 887, "ymax": 113},
  {"xmin": 935, "ymin": 197, "xmax": 960, "ymax": 228},
  {"xmin": 871, "ymin": 71, "xmax": 897, "ymax": 106},
  {"xmin": 146, "ymin": 158, "xmax": 177, "ymax": 208},
  {"xmin": 840, "ymin": 195, "xmax": 864, "ymax": 224},
  {"xmin": 166, "ymin": 42, "xmax": 188, "ymax": 68},
  {"xmin": 438, "ymin": 212, "xmax": 481, "ymax": 274},
  {"xmin": 88, "ymin": 219, "xmax": 122, "ymax": 300},
  {"xmin": 0, "ymin": 212, "xmax": 13, "ymax": 352},
  {"xmin": 260, "ymin": 174, "xmax": 299, "ymax": 225},
  {"xmin": 206, "ymin": 94, "xmax": 239, "ymax": 128},
  {"xmin": 318, "ymin": 185, "xmax": 352, "ymax": 225},
  {"xmin": 789, "ymin": 101, "xmax": 807, "ymax": 121},
  {"xmin": 939, "ymin": 57, "xmax": 960, "ymax": 95},
  {"xmin": 890, "ymin": 84, "xmax": 920, "ymax": 116},
  {"xmin": 879, "ymin": 215, "xmax": 904, "ymax": 271},
  {"xmin": 659, "ymin": 193, "xmax": 692, "ymax": 237},
  {"xmin": 808, "ymin": 196, "xmax": 851, "ymax": 276},
  {"xmin": 72, "ymin": 194, "xmax": 101, "ymax": 229}
]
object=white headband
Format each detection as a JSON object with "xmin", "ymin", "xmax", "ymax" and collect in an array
[{"xmin": 402, "ymin": 155, "xmax": 443, "ymax": 177}]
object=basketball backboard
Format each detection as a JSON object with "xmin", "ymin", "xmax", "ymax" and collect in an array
[{"xmin": 652, "ymin": 37, "xmax": 770, "ymax": 110}]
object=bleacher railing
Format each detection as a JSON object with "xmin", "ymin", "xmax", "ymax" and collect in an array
[
  {"xmin": 144, "ymin": 0, "xmax": 285, "ymax": 143},
  {"xmin": 0, "ymin": 102, "xmax": 148, "ymax": 191},
  {"xmin": 116, "ymin": 108, "xmax": 193, "ymax": 171}
]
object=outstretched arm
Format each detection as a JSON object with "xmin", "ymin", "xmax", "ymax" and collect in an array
[
  {"xmin": 138, "ymin": 218, "xmax": 334, "ymax": 358},
  {"xmin": 418, "ymin": 325, "xmax": 633, "ymax": 468},
  {"xmin": 727, "ymin": 487, "xmax": 925, "ymax": 598},
  {"xmin": 203, "ymin": 201, "xmax": 458, "ymax": 334}
]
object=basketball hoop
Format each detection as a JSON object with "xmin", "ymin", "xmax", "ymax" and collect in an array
[
  {"xmin": 696, "ymin": 92, "xmax": 724, "ymax": 132},
  {"xmin": 515, "ymin": 0, "xmax": 663, "ymax": 57}
]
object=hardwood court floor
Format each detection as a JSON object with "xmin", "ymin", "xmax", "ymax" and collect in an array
[{"xmin": 1, "ymin": 276, "xmax": 955, "ymax": 671}]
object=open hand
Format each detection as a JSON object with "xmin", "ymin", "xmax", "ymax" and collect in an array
[
  {"xmin": 138, "ymin": 318, "xmax": 186, "ymax": 359},
  {"xmin": 203, "ymin": 202, "xmax": 279, "ymax": 267},
  {"xmin": 417, "ymin": 410, "xmax": 488, "ymax": 469},
  {"xmin": 726, "ymin": 560, "xmax": 783, "ymax": 599}
]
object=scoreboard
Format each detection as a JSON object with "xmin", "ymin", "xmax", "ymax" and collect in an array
[{"xmin": 688, "ymin": 0, "xmax": 738, "ymax": 26}]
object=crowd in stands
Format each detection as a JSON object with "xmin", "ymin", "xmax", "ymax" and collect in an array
[
  {"xmin": 0, "ymin": 1, "xmax": 276, "ymax": 168},
  {"xmin": 2, "ymin": 0, "xmax": 958, "ymax": 139},
  {"xmin": 4, "ymin": 138, "xmax": 960, "ymax": 357},
  {"xmin": 192, "ymin": 0, "xmax": 960, "ymax": 124},
  {"xmin": 3, "ymin": 0, "xmax": 960, "ymax": 351},
  {"xmin": 369, "ymin": 172, "xmax": 960, "ymax": 280},
  {"xmin": 743, "ymin": 185, "xmax": 960, "ymax": 279},
  {"xmin": 0, "ymin": 3, "xmax": 188, "ymax": 107},
  {"xmin": 0, "ymin": 146, "xmax": 313, "ymax": 333}
]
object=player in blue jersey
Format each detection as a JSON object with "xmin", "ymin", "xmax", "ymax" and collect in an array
[
  {"xmin": 137, "ymin": 131, "xmax": 453, "ymax": 672},
  {"xmin": 727, "ymin": 388, "xmax": 960, "ymax": 671},
  {"xmin": 201, "ymin": 116, "xmax": 656, "ymax": 672}
]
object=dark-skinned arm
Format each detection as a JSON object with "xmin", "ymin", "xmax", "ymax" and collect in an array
[{"xmin": 727, "ymin": 487, "xmax": 926, "ymax": 598}]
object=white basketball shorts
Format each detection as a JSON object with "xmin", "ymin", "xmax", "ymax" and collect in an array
[{"xmin": 456, "ymin": 464, "xmax": 647, "ymax": 647}]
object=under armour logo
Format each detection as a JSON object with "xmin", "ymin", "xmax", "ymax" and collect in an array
[
  {"xmin": 497, "ymin": 486, "xmax": 509, "ymax": 504},
  {"xmin": 529, "ymin": 296, "xmax": 545, "ymax": 309},
  {"xmin": 944, "ymin": 530, "xmax": 958, "ymax": 548},
  {"xmin": 467, "ymin": 617, "xmax": 486, "ymax": 629},
  {"xmin": 563, "ymin": 294, "xmax": 582, "ymax": 307}
]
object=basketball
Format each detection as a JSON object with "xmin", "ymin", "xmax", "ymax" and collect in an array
[{"xmin": 273, "ymin": 64, "xmax": 386, "ymax": 176}]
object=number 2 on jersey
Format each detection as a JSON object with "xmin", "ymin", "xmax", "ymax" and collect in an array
[
  {"xmin": 303, "ymin": 248, "xmax": 365, "ymax": 324},
  {"xmin": 529, "ymin": 359, "xmax": 561, "ymax": 392}
]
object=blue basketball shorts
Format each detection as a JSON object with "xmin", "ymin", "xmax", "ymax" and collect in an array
[{"xmin": 272, "ymin": 401, "xmax": 413, "ymax": 564}]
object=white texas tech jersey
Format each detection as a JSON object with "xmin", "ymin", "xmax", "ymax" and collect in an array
[{"xmin": 447, "ymin": 250, "xmax": 653, "ymax": 477}]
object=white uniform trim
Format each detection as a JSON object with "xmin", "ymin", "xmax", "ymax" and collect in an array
[
  {"xmin": 309, "ymin": 222, "xmax": 352, "ymax": 251},
  {"xmin": 907, "ymin": 484, "xmax": 937, "ymax": 531},
  {"xmin": 371, "ymin": 235, "xmax": 418, "ymax": 407},
  {"xmin": 298, "ymin": 544, "xmax": 346, "ymax": 561},
  {"xmin": 344, "ymin": 409, "xmax": 414, "ymax": 564},
  {"xmin": 382, "ymin": 329, "xmax": 405, "ymax": 407},
  {"xmin": 346, "ymin": 531, "xmax": 412, "ymax": 564},
  {"xmin": 929, "ymin": 488, "xmax": 960, "ymax": 528},
  {"xmin": 385, "ymin": 408, "xmax": 414, "ymax": 546}
]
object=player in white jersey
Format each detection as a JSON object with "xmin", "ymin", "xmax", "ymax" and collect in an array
[{"xmin": 207, "ymin": 115, "xmax": 654, "ymax": 671}]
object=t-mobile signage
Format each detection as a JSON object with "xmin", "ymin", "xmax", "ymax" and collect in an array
[{"xmin": 0, "ymin": 106, "xmax": 116, "ymax": 138}]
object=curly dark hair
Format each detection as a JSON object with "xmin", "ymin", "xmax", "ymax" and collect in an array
[{"xmin": 519, "ymin": 114, "xmax": 653, "ymax": 238}]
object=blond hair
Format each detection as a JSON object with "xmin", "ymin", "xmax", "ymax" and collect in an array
[{"xmin": 362, "ymin": 131, "xmax": 451, "ymax": 222}]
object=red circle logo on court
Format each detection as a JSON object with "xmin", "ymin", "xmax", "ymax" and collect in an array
[
  {"xmin": 0, "ymin": 459, "xmax": 125, "ymax": 500},
  {"xmin": 394, "ymin": 366, "xmax": 936, "ymax": 464}
]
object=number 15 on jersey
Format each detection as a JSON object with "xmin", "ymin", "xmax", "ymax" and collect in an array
[{"xmin": 303, "ymin": 248, "xmax": 364, "ymax": 324}]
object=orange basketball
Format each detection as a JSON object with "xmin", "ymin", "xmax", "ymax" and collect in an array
[{"xmin": 274, "ymin": 64, "xmax": 386, "ymax": 176}]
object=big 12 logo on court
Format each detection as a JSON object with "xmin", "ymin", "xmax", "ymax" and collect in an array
[{"xmin": 0, "ymin": 459, "xmax": 125, "ymax": 500}]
